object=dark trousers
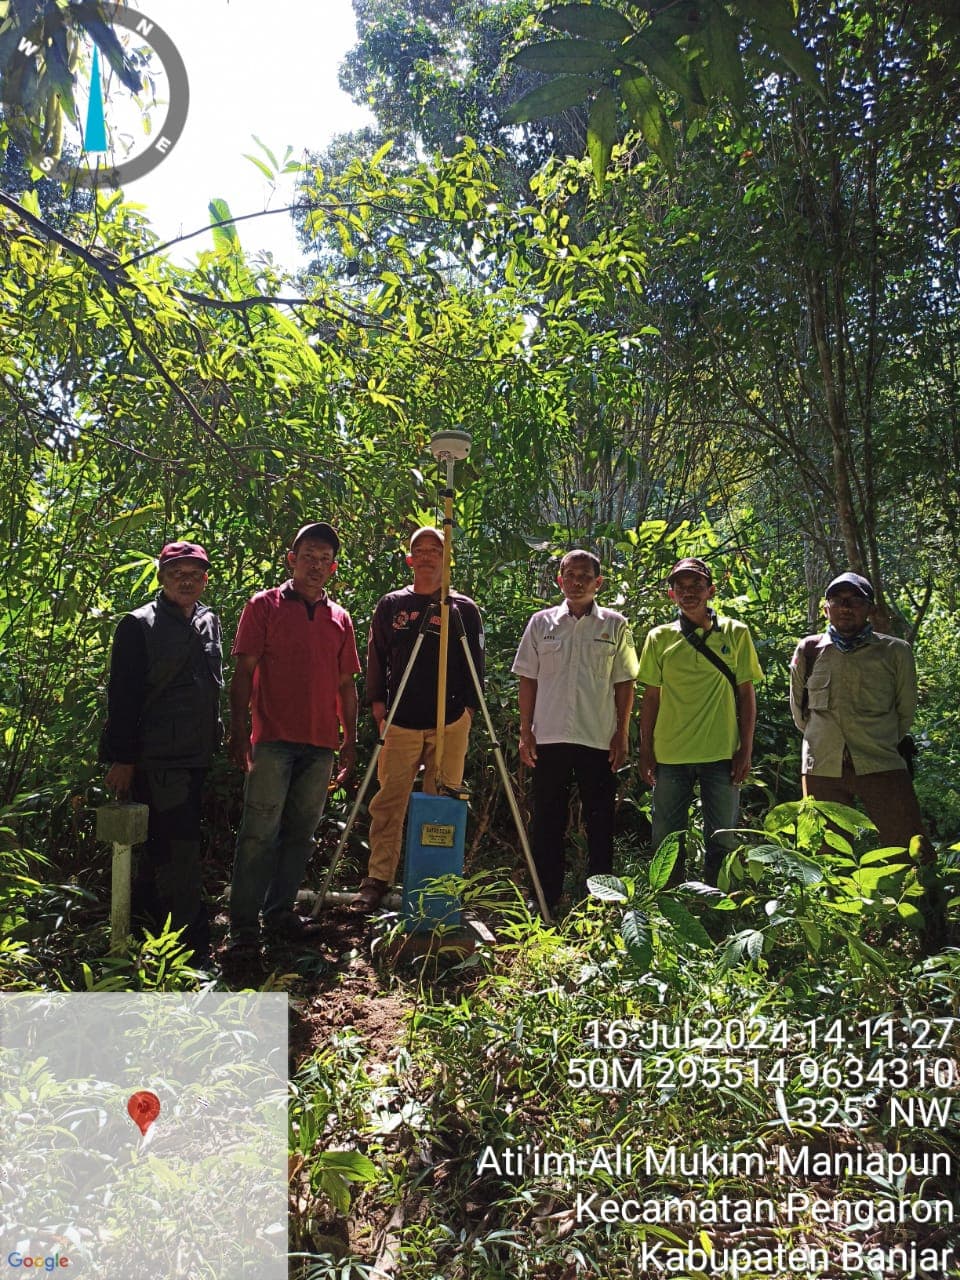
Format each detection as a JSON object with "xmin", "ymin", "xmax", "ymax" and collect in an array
[
  {"xmin": 803, "ymin": 765, "xmax": 932, "ymax": 856},
  {"xmin": 804, "ymin": 763, "xmax": 942, "ymax": 949},
  {"xmin": 531, "ymin": 744, "xmax": 617, "ymax": 909},
  {"xmin": 131, "ymin": 767, "xmax": 209, "ymax": 961}
]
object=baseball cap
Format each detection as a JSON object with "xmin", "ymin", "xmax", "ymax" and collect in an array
[
  {"xmin": 825, "ymin": 572, "xmax": 874, "ymax": 602},
  {"xmin": 158, "ymin": 541, "xmax": 210, "ymax": 570},
  {"xmin": 668, "ymin": 557, "xmax": 712, "ymax": 584},
  {"xmin": 292, "ymin": 522, "xmax": 340, "ymax": 555},
  {"xmin": 410, "ymin": 526, "xmax": 444, "ymax": 548}
]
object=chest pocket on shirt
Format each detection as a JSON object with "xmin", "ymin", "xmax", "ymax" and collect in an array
[
  {"xmin": 590, "ymin": 637, "xmax": 617, "ymax": 675},
  {"xmin": 851, "ymin": 666, "xmax": 894, "ymax": 715},
  {"xmin": 806, "ymin": 669, "xmax": 831, "ymax": 711},
  {"xmin": 538, "ymin": 634, "xmax": 564, "ymax": 674}
]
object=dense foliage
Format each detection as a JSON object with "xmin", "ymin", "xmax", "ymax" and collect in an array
[{"xmin": 2, "ymin": 0, "xmax": 960, "ymax": 1273}]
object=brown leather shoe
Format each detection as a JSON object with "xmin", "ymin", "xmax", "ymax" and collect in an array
[{"xmin": 353, "ymin": 877, "xmax": 389, "ymax": 911}]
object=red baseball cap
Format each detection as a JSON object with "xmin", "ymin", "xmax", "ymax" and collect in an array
[{"xmin": 158, "ymin": 541, "xmax": 210, "ymax": 570}]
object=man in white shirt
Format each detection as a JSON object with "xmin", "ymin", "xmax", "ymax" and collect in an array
[{"xmin": 512, "ymin": 550, "xmax": 639, "ymax": 912}]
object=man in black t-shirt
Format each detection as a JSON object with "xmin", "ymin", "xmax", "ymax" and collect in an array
[{"xmin": 355, "ymin": 527, "xmax": 484, "ymax": 910}]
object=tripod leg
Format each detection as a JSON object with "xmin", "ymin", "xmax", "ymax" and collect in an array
[
  {"xmin": 434, "ymin": 460, "xmax": 455, "ymax": 788},
  {"xmin": 313, "ymin": 625, "xmax": 433, "ymax": 912},
  {"xmin": 313, "ymin": 742, "xmax": 382, "ymax": 912},
  {"xmin": 452, "ymin": 621, "xmax": 552, "ymax": 922}
]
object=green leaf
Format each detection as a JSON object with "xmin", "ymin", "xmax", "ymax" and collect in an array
[
  {"xmin": 502, "ymin": 75, "xmax": 600, "ymax": 125},
  {"xmin": 544, "ymin": 5, "xmax": 634, "ymax": 41},
  {"xmin": 621, "ymin": 73, "xmax": 674, "ymax": 167},
  {"xmin": 587, "ymin": 873, "xmax": 628, "ymax": 903},
  {"xmin": 723, "ymin": 928, "xmax": 765, "ymax": 965},
  {"xmin": 648, "ymin": 831, "xmax": 680, "ymax": 891},
  {"xmin": 315, "ymin": 1150, "xmax": 378, "ymax": 1181},
  {"xmin": 799, "ymin": 919, "xmax": 822, "ymax": 952},
  {"xmin": 621, "ymin": 907, "xmax": 652, "ymax": 969},
  {"xmin": 803, "ymin": 799, "xmax": 875, "ymax": 835},
  {"xmin": 621, "ymin": 31, "xmax": 704, "ymax": 106},
  {"xmin": 823, "ymin": 828, "xmax": 853, "ymax": 855},
  {"xmin": 19, "ymin": 189, "xmax": 41, "ymax": 218},
  {"xmin": 657, "ymin": 896, "xmax": 712, "ymax": 947},
  {"xmin": 850, "ymin": 866, "xmax": 904, "ymax": 893},
  {"xmin": 744, "ymin": 845, "xmax": 824, "ymax": 886},
  {"xmin": 682, "ymin": 881, "xmax": 737, "ymax": 910},
  {"xmin": 513, "ymin": 39, "xmax": 617, "ymax": 75},
  {"xmin": 702, "ymin": 1, "xmax": 747, "ymax": 109},
  {"xmin": 243, "ymin": 154, "xmax": 275, "ymax": 181},
  {"xmin": 762, "ymin": 800, "xmax": 803, "ymax": 834},
  {"xmin": 846, "ymin": 934, "xmax": 889, "ymax": 973},
  {"xmin": 250, "ymin": 134, "xmax": 279, "ymax": 170},
  {"xmin": 587, "ymin": 87, "xmax": 617, "ymax": 187},
  {"xmin": 731, "ymin": 0, "xmax": 823, "ymax": 92},
  {"xmin": 208, "ymin": 198, "xmax": 241, "ymax": 253},
  {"xmin": 102, "ymin": 505, "xmax": 163, "ymax": 536}
]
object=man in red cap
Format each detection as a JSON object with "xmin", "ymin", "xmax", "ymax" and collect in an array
[
  {"xmin": 228, "ymin": 523, "xmax": 360, "ymax": 949},
  {"xmin": 101, "ymin": 540, "xmax": 223, "ymax": 965}
]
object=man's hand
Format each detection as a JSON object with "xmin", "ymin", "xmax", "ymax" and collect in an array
[
  {"xmin": 104, "ymin": 762, "xmax": 135, "ymax": 798},
  {"xmin": 730, "ymin": 744, "xmax": 752, "ymax": 785},
  {"xmin": 371, "ymin": 701, "xmax": 387, "ymax": 736},
  {"xmin": 608, "ymin": 732, "xmax": 629, "ymax": 773},
  {"xmin": 229, "ymin": 729, "xmax": 252, "ymax": 772},
  {"xmin": 519, "ymin": 727, "xmax": 537, "ymax": 768},
  {"xmin": 335, "ymin": 740, "xmax": 357, "ymax": 786},
  {"xmin": 638, "ymin": 745, "xmax": 657, "ymax": 787}
]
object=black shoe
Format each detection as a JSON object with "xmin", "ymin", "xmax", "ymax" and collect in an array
[{"xmin": 263, "ymin": 910, "xmax": 325, "ymax": 940}]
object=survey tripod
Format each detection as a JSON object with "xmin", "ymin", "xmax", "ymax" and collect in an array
[{"xmin": 314, "ymin": 431, "xmax": 551, "ymax": 921}]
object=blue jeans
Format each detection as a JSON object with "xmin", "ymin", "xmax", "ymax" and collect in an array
[
  {"xmin": 651, "ymin": 760, "xmax": 739, "ymax": 885},
  {"xmin": 230, "ymin": 741, "xmax": 334, "ymax": 939}
]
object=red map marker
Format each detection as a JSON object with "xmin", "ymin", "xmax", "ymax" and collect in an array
[{"xmin": 127, "ymin": 1090, "xmax": 161, "ymax": 1136}]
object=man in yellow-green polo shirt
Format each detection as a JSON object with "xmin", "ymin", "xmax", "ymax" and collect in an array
[{"xmin": 638, "ymin": 558, "xmax": 762, "ymax": 885}]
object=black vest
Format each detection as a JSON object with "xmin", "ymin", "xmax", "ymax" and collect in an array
[{"xmin": 131, "ymin": 595, "xmax": 223, "ymax": 767}]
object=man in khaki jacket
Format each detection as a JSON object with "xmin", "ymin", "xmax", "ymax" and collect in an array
[{"xmin": 789, "ymin": 571, "xmax": 929, "ymax": 853}]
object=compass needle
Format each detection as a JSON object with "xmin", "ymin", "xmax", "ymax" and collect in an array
[
  {"xmin": 9, "ymin": 4, "xmax": 188, "ymax": 187},
  {"xmin": 83, "ymin": 43, "xmax": 108, "ymax": 153}
]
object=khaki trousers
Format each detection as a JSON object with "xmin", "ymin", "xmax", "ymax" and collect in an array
[{"xmin": 366, "ymin": 710, "xmax": 472, "ymax": 882}]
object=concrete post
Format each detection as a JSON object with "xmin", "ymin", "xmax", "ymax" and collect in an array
[{"xmin": 96, "ymin": 802, "xmax": 149, "ymax": 952}]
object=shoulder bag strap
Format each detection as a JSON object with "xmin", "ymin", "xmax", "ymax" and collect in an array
[
  {"xmin": 680, "ymin": 618, "xmax": 738, "ymax": 696},
  {"xmin": 799, "ymin": 634, "xmax": 828, "ymax": 717}
]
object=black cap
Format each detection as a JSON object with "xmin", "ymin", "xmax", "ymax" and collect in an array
[
  {"xmin": 825, "ymin": 571, "xmax": 874, "ymax": 602},
  {"xmin": 668, "ymin": 557, "xmax": 712, "ymax": 584},
  {"xmin": 292, "ymin": 522, "xmax": 340, "ymax": 555}
]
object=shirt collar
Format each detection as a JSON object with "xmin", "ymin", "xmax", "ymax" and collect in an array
[
  {"xmin": 559, "ymin": 599, "xmax": 598, "ymax": 620},
  {"xmin": 157, "ymin": 590, "xmax": 201, "ymax": 621},
  {"xmin": 281, "ymin": 580, "xmax": 328, "ymax": 607}
]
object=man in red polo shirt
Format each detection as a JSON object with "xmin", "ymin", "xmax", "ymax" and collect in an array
[{"xmin": 227, "ymin": 523, "xmax": 360, "ymax": 952}]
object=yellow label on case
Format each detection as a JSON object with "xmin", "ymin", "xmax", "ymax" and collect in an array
[{"xmin": 420, "ymin": 823, "xmax": 456, "ymax": 847}]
